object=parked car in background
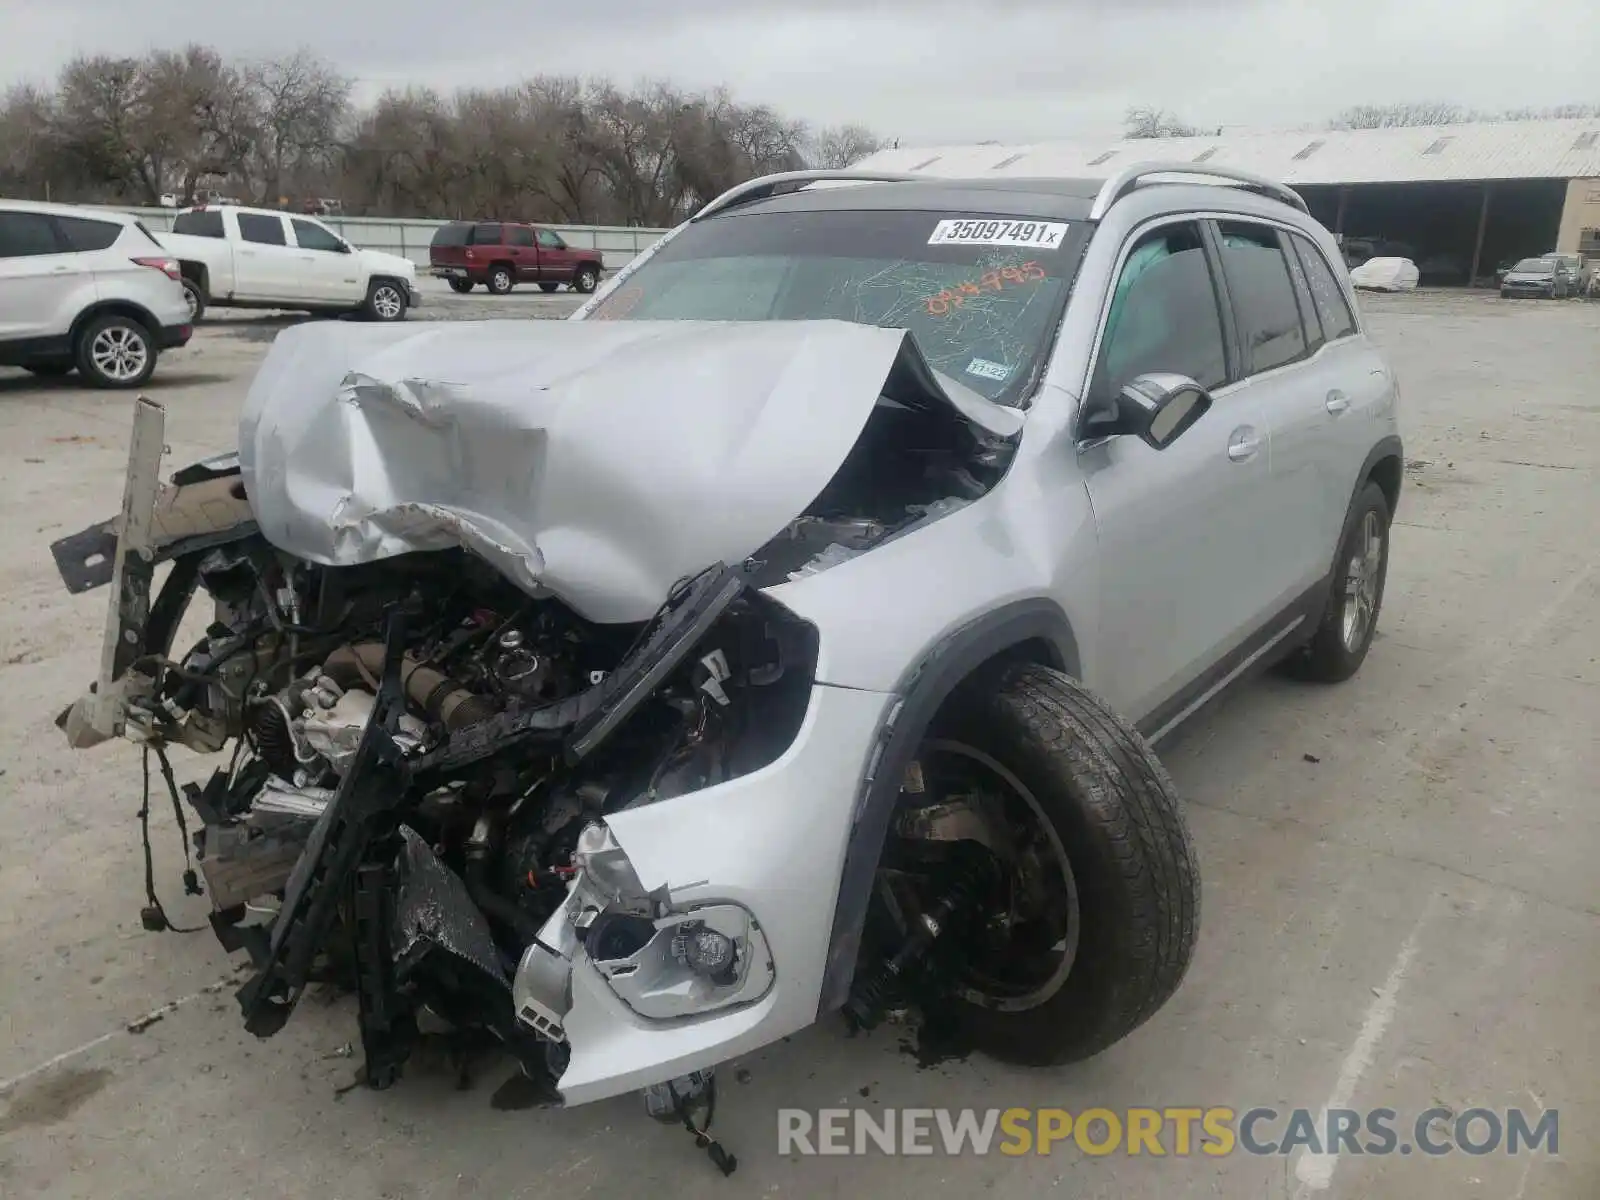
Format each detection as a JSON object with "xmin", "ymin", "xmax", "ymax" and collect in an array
[
  {"xmin": 1499, "ymin": 256, "xmax": 1572, "ymax": 299},
  {"xmin": 0, "ymin": 199, "xmax": 192, "ymax": 388},
  {"xmin": 1543, "ymin": 253, "xmax": 1583, "ymax": 292},
  {"xmin": 429, "ymin": 221, "xmax": 604, "ymax": 295},
  {"xmin": 159, "ymin": 205, "xmax": 420, "ymax": 322}
]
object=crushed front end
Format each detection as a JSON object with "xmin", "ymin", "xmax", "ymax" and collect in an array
[{"xmin": 51, "ymin": 318, "xmax": 1022, "ymax": 1131}]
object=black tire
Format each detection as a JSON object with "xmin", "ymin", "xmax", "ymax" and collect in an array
[
  {"xmin": 74, "ymin": 314, "xmax": 157, "ymax": 389},
  {"xmin": 363, "ymin": 278, "xmax": 408, "ymax": 322},
  {"xmin": 930, "ymin": 663, "xmax": 1200, "ymax": 1065},
  {"xmin": 448, "ymin": 277, "xmax": 475, "ymax": 294},
  {"xmin": 1285, "ymin": 480, "xmax": 1391, "ymax": 683},
  {"xmin": 1499, "ymin": 288, "xmax": 1510, "ymax": 299},
  {"xmin": 181, "ymin": 277, "xmax": 206, "ymax": 323},
  {"xmin": 572, "ymin": 264, "xmax": 600, "ymax": 294},
  {"xmin": 24, "ymin": 362, "xmax": 72, "ymax": 377},
  {"xmin": 487, "ymin": 265, "xmax": 515, "ymax": 295},
  {"xmin": 538, "ymin": 282, "xmax": 560, "ymax": 293}
]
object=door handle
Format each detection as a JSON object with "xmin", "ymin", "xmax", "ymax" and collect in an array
[
  {"xmin": 1325, "ymin": 390, "xmax": 1351, "ymax": 415},
  {"xmin": 1227, "ymin": 427, "xmax": 1261, "ymax": 462}
]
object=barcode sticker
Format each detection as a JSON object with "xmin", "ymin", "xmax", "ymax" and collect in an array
[{"xmin": 929, "ymin": 219, "xmax": 1069, "ymax": 249}]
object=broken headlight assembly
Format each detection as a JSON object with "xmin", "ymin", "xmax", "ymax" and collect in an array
[{"xmin": 513, "ymin": 821, "xmax": 775, "ymax": 1038}]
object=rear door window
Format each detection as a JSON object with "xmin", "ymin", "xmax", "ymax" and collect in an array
[
  {"xmin": 1091, "ymin": 220, "xmax": 1230, "ymax": 403},
  {"xmin": 172, "ymin": 210, "xmax": 225, "ymax": 238},
  {"xmin": 237, "ymin": 213, "xmax": 288, "ymax": 246},
  {"xmin": 54, "ymin": 216, "xmax": 123, "ymax": 252},
  {"xmin": 1215, "ymin": 222, "xmax": 1308, "ymax": 375},
  {"xmin": 509, "ymin": 227, "xmax": 535, "ymax": 248},
  {"xmin": 0, "ymin": 211, "xmax": 65, "ymax": 257},
  {"xmin": 1291, "ymin": 233, "xmax": 1357, "ymax": 341},
  {"xmin": 1279, "ymin": 231, "xmax": 1324, "ymax": 354}
]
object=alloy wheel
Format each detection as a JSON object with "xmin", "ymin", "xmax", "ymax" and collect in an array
[
  {"xmin": 1341, "ymin": 510, "xmax": 1384, "ymax": 651},
  {"xmin": 90, "ymin": 325, "xmax": 150, "ymax": 382},
  {"xmin": 372, "ymin": 286, "xmax": 404, "ymax": 319}
]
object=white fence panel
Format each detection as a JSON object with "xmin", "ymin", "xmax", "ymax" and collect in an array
[{"xmin": 89, "ymin": 205, "xmax": 670, "ymax": 271}]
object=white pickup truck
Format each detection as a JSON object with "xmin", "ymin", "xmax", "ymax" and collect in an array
[{"xmin": 157, "ymin": 205, "xmax": 421, "ymax": 323}]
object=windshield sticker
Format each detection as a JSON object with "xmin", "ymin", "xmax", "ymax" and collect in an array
[
  {"xmin": 966, "ymin": 358, "xmax": 1011, "ymax": 383},
  {"xmin": 922, "ymin": 261, "xmax": 1047, "ymax": 314},
  {"xmin": 928, "ymin": 219, "xmax": 1069, "ymax": 249}
]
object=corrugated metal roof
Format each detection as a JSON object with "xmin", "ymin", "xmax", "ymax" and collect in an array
[{"xmin": 855, "ymin": 118, "xmax": 1600, "ymax": 186}]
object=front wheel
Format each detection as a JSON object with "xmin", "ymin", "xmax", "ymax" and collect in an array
[
  {"xmin": 364, "ymin": 279, "xmax": 408, "ymax": 322},
  {"xmin": 572, "ymin": 265, "xmax": 600, "ymax": 294},
  {"xmin": 916, "ymin": 664, "xmax": 1200, "ymax": 1065},
  {"xmin": 74, "ymin": 314, "xmax": 157, "ymax": 389},
  {"xmin": 1286, "ymin": 480, "xmax": 1391, "ymax": 683}
]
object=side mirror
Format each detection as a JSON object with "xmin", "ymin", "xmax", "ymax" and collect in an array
[
  {"xmin": 1082, "ymin": 373, "xmax": 1213, "ymax": 450},
  {"xmin": 337, "ymin": 240, "xmax": 352, "ymax": 254}
]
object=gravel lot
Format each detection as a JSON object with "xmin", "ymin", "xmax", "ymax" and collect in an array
[{"xmin": 1, "ymin": 290, "xmax": 1596, "ymax": 1199}]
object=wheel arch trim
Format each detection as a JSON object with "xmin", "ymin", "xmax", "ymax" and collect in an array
[
  {"xmin": 816, "ymin": 597, "xmax": 1081, "ymax": 1015},
  {"xmin": 69, "ymin": 300, "xmax": 161, "ymax": 344}
]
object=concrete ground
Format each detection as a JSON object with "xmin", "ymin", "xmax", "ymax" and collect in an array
[{"xmin": 0, "ymin": 290, "xmax": 1595, "ymax": 1199}]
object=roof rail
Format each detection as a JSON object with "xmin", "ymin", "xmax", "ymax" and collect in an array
[
  {"xmin": 1089, "ymin": 161, "xmax": 1308, "ymax": 220},
  {"xmin": 693, "ymin": 169, "xmax": 921, "ymax": 221}
]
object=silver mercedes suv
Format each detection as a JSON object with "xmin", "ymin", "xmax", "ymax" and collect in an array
[{"xmin": 55, "ymin": 162, "xmax": 1399, "ymax": 1117}]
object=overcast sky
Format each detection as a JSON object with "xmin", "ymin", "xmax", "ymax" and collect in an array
[{"xmin": 4, "ymin": 0, "xmax": 1598, "ymax": 145}]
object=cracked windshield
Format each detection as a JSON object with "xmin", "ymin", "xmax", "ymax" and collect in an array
[{"xmin": 587, "ymin": 208, "xmax": 1086, "ymax": 404}]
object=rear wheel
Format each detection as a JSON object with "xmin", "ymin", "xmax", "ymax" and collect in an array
[
  {"xmin": 74, "ymin": 314, "xmax": 157, "ymax": 389},
  {"xmin": 487, "ymin": 265, "xmax": 515, "ymax": 295},
  {"xmin": 181, "ymin": 277, "xmax": 206, "ymax": 323},
  {"xmin": 572, "ymin": 264, "xmax": 600, "ymax": 294},
  {"xmin": 872, "ymin": 664, "xmax": 1200, "ymax": 1065},
  {"xmin": 448, "ymin": 277, "xmax": 475, "ymax": 294},
  {"xmin": 1285, "ymin": 481, "xmax": 1391, "ymax": 683}
]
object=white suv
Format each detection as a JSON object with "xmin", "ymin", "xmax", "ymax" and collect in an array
[
  {"xmin": 0, "ymin": 200, "xmax": 193, "ymax": 388},
  {"xmin": 53, "ymin": 164, "xmax": 1400, "ymax": 1122}
]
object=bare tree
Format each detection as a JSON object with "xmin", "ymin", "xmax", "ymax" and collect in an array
[
  {"xmin": 810, "ymin": 124, "xmax": 884, "ymax": 168},
  {"xmin": 1124, "ymin": 106, "xmax": 1202, "ymax": 139},
  {"xmin": 0, "ymin": 47, "xmax": 881, "ymax": 223},
  {"xmin": 246, "ymin": 49, "xmax": 351, "ymax": 204},
  {"xmin": 0, "ymin": 85, "xmax": 58, "ymax": 196},
  {"xmin": 1329, "ymin": 102, "xmax": 1472, "ymax": 130}
]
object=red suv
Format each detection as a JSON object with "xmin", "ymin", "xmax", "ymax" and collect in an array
[{"xmin": 429, "ymin": 221, "xmax": 604, "ymax": 295}]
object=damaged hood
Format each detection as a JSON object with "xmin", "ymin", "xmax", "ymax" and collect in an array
[{"xmin": 240, "ymin": 318, "xmax": 1017, "ymax": 624}]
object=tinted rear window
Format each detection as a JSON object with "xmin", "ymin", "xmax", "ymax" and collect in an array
[
  {"xmin": 1216, "ymin": 222, "xmax": 1308, "ymax": 376},
  {"xmin": 173, "ymin": 210, "xmax": 225, "ymax": 238},
  {"xmin": 431, "ymin": 223, "xmax": 471, "ymax": 247},
  {"xmin": 237, "ymin": 213, "xmax": 286, "ymax": 246},
  {"xmin": 55, "ymin": 215, "xmax": 123, "ymax": 252}
]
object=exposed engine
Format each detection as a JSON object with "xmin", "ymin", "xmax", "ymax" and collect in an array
[{"xmin": 48, "ymin": 370, "xmax": 1022, "ymax": 1140}]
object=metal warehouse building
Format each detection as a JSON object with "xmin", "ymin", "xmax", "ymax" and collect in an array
[{"xmin": 857, "ymin": 118, "xmax": 1600, "ymax": 285}]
